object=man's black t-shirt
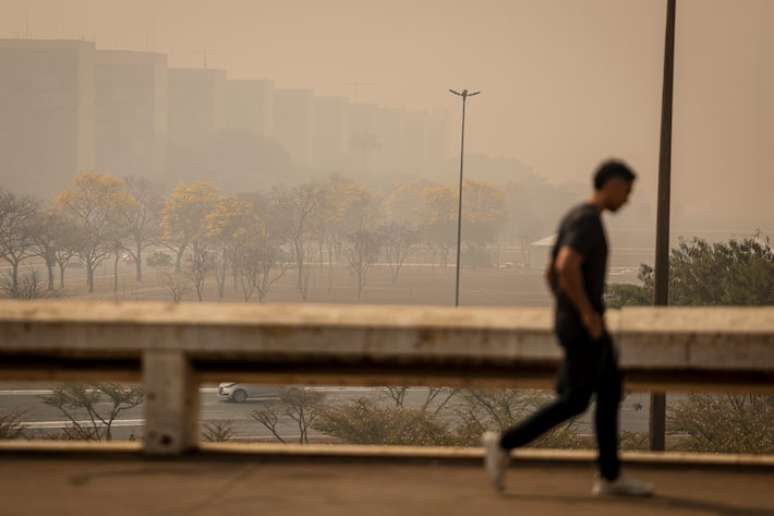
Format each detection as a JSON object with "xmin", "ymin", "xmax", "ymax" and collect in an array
[{"xmin": 550, "ymin": 203, "xmax": 608, "ymax": 318}]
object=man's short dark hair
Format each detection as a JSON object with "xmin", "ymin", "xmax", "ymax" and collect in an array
[{"xmin": 593, "ymin": 160, "xmax": 636, "ymax": 190}]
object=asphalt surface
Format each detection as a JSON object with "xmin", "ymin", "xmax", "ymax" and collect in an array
[
  {"xmin": 0, "ymin": 455, "xmax": 772, "ymax": 516},
  {"xmin": 0, "ymin": 382, "xmax": 654, "ymax": 442}
]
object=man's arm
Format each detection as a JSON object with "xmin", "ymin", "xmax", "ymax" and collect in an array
[{"xmin": 554, "ymin": 245, "xmax": 603, "ymax": 339}]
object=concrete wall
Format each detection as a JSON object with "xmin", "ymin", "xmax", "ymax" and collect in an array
[{"xmin": 1, "ymin": 300, "xmax": 773, "ymax": 387}]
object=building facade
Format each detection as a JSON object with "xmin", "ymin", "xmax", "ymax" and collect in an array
[{"xmin": 0, "ymin": 39, "xmax": 96, "ymax": 195}]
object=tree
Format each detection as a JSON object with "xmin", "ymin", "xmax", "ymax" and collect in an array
[
  {"xmin": 382, "ymin": 181, "xmax": 427, "ymax": 228},
  {"xmin": 233, "ymin": 237, "xmax": 289, "ymax": 303},
  {"xmin": 0, "ymin": 408, "xmax": 26, "ymax": 440},
  {"xmin": 161, "ymin": 182, "xmax": 220, "ymax": 273},
  {"xmin": 605, "ymin": 283, "xmax": 652, "ymax": 309},
  {"xmin": 608, "ymin": 236, "xmax": 774, "ymax": 308},
  {"xmin": 207, "ymin": 196, "xmax": 289, "ymax": 303},
  {"xmin": 207, "ymin": 197, "xmax": 262, "ymax": 301},
  {"xmin": 41, "ymin": 383, "xmax": 143, "ymax": 441},
  {"xmin": 272, "ymin": 183, "xmax": 324, "ymax": 300},
  {"xmin": 383, "ymin": 387, "xmax": 457, "ymax": 414},
  {"xmin": 50, "ymin": 218, "xmax": 79, "ymax": 290},
  {"xmin": 314, "ymin": 398, "xmax": 457, "ymax": 446},
  {"xmin": 188, "ymin": 247, "xmax": 213, "ymax": 302},
  {"xmin": 147, "ymin": 251, "xmax": 173, "ymax": 269},
  {"xmin": 162, "ymin": 271, "xmax": 191, "ymax": 303},
  {"xmin": 380, "ymin": 222, "xmax": 419, "ymax": 283},
  {"xmin": 250, "ymin": 388, "xmax": 326, "ymax": 444},
  {"xmin": 122, "ymin": 176, "xmax": 164, "ymax": 283},
  {"xmin": 307, "ymin": 185, "xmax": 337, "ymax": 280},
  {"xmin": 324, "ymin": 178, "xmax": 382, "ymax": 298},
  {"xmin": 643, "ymin": 236, "xmax": 774, "ymax": 306},
  {"xmin": 419, "ymin": 185, "xmax": 456, "ymax": 268},
  {"xmin": 0, "ymin": 270, "xmax": 55, "ymax": 300},
  {"xmin": 55, "ymin": 173, "xmax": 137, "ymax": 293},
  {"xmin": 28, "ymin": 209, "xmax": 69, "ymax": 291},
  {"xmin": 343, "ymin": 229, "xmax": 382, "ymax": 301},
  {"xmin": 327, "ymin": 177, "xmax": 380, "ymax": 239},
  {"xmin": 608, "ymin": 235, "xmax": 774, "ymax": 454},
  {"xmin": 0, "ymin": 189, "xmax": 38, "ymax": 291},
  {"xmin": 451, "ymin": 389, "xmax": 582, "ymax": 449},
  {"xmin": 461, "ymin": 180, "xmax": 507, "ymax": 268},
  {"xmin": 668, "ymin": 394, "xmax": 774, "ymax": 453},
  {"xmin": 202, "ymin": 421, "xmax": 235, "ymax": 442}
]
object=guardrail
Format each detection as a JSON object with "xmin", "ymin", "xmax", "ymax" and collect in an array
[{"xmin": 1, "ymin": 300, "xmax": 773, "ymax": 455}]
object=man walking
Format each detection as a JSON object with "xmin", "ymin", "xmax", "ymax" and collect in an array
[{"xmin": 483, "ymin": 160, "xmax": 653, "ymax": 497}]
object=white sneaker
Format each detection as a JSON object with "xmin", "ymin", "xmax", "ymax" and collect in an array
[
  {"xmin": 592, "ymin": 474, "xmax": 654, "ymax": 497},
  {"xmin": 482, "ymin": 431, "xmax": 509, "ymax": 492}
]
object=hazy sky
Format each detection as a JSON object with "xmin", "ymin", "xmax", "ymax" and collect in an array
[{"xmin": 1, "ymin": 0, "xmax": 772, "ymax": 230}]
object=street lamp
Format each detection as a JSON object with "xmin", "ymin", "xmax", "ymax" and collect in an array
[
  {"xmin": 650, "ymin": 0, "xmax": 677, "ymax": 452},
  {"xmin": 449, "ymin": 88, "xmax": 480, "ymax": 307}
]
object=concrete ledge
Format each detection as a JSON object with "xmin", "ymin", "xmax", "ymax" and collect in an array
[
  {"xmin": 202, "ymin": 443, "xmax": 774, "ymax": 469},
  {"xmin": 2, "ymin": 301, "xmax": 774, "ymax": 382},
  {"xmin": 2, "ymin": 441, "xmax": 772, "ymax": 469},
  {"xmin": 0, "ymin": 441, "xmax": 142, "ymax": 454}
]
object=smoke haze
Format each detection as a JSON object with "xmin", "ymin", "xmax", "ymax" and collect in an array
[{"xmin": 1, "ymin": 0, "xmax": 772, "ymax": 232}]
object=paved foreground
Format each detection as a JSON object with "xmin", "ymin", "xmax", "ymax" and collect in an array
[{"xmin": 0, "ymin": 454, "xmax": 772, "ymax": 516}]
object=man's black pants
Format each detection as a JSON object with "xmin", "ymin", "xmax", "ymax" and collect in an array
[{"xmin": 499, "ymin": 316, "xmax": 622, "ymax": 481}]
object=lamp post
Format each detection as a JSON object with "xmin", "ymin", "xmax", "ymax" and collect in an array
[
  {"xmin": 651, "ymin": 0, "xmax": 677, "ymax": 451},
  {"xmin": 449, "ymin": 88, "xmax": 480, "ymax": 307}
]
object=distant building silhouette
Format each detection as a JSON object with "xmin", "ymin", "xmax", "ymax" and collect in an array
[
  {"xmin": 0, "ymin": 39, "xmax": 451, "ymax": 194},
  {"xmin": 0, "ymin": 39, "xmax": 96, "ymax": 195},
  {"xmin": 96, "ymin": 50, "xmax": 167, "ymax": 182}
]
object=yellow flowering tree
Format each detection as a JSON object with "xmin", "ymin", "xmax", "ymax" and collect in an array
[
  {"xmin": 160, "ymin": 182, "xmax": 220, "ymax": 274},
  {"xmin": 55, "ymin": 173, "xmax": 137, "ymax": 293}
]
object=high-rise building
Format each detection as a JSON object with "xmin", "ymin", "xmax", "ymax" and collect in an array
[
  {"xmin": 399, "ymin": 110, "xmax": 428, "ymax": 175},
  {"xmin": 273, "ymin": 88, "xmax": 314, "ymax": 169},
  {"xmin": 95, "ymin": 50, "xmax": 167, "ymax": 181},
  {"xmin": 312, "ymin": 96, "xmax": 348, "ymax": 171},
  {"xmin": 0, "ymin": 39, "xmax": 96, "ymax": 195},
  {"xmin": 424, "ymin": 110, "xmax": 451, "ymax": 170},
  {"xmin": 167, "ymin": 68, "xmax": 226, "ymax": 184},
  {"xmin": 222, "ymin": 79, "xmax": 274, "ymax": 138},
  {"xmin": 373, "ymin": 107, "xmax": 403, "ymax": 174},
  {"xmin": 344, "ymin": 102, "xmax": 380, "ymax": 177}
]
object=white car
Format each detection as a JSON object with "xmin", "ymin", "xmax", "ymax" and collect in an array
[{"xmin": 217, "ymin": 383, "xmax": 279, "ymax": 403}]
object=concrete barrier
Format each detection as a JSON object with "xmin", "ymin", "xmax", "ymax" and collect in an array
[{"xmin": 1, "ymin": 300, "xmax": 773, "ymax": 454}]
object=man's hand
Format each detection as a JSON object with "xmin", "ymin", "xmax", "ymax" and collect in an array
[{"xmin": 581, "ymin": 309, "xmax": 604, "ymax": 340}]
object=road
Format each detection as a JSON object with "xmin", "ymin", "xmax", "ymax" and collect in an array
[{"xmin": 0, "ymin": 383, "xmax": 654, "ymax": 443}]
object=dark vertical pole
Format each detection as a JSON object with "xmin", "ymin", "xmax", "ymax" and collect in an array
[
  {"xmin": 651, "ymin": 0, "xmax": 677, "ymax": 452},
  {"xmin": 454, "ymin": 93, "xmax": 467, "ymax": 307}
]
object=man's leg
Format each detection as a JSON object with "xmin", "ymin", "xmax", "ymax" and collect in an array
[
  {"xmin": 593, "ymin": 334, "xmax": 622, "ymax": 481},
  {"xmin": 590, "ymin": 334, "xmax": 653, "ymax": 497},
  {"xmin": 484, "ymin": 328, "xmax": 595, "ymax": 492},
  {"xmin": 500, "ymin": 344, "xmax": 593, "ymax": 450}
]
